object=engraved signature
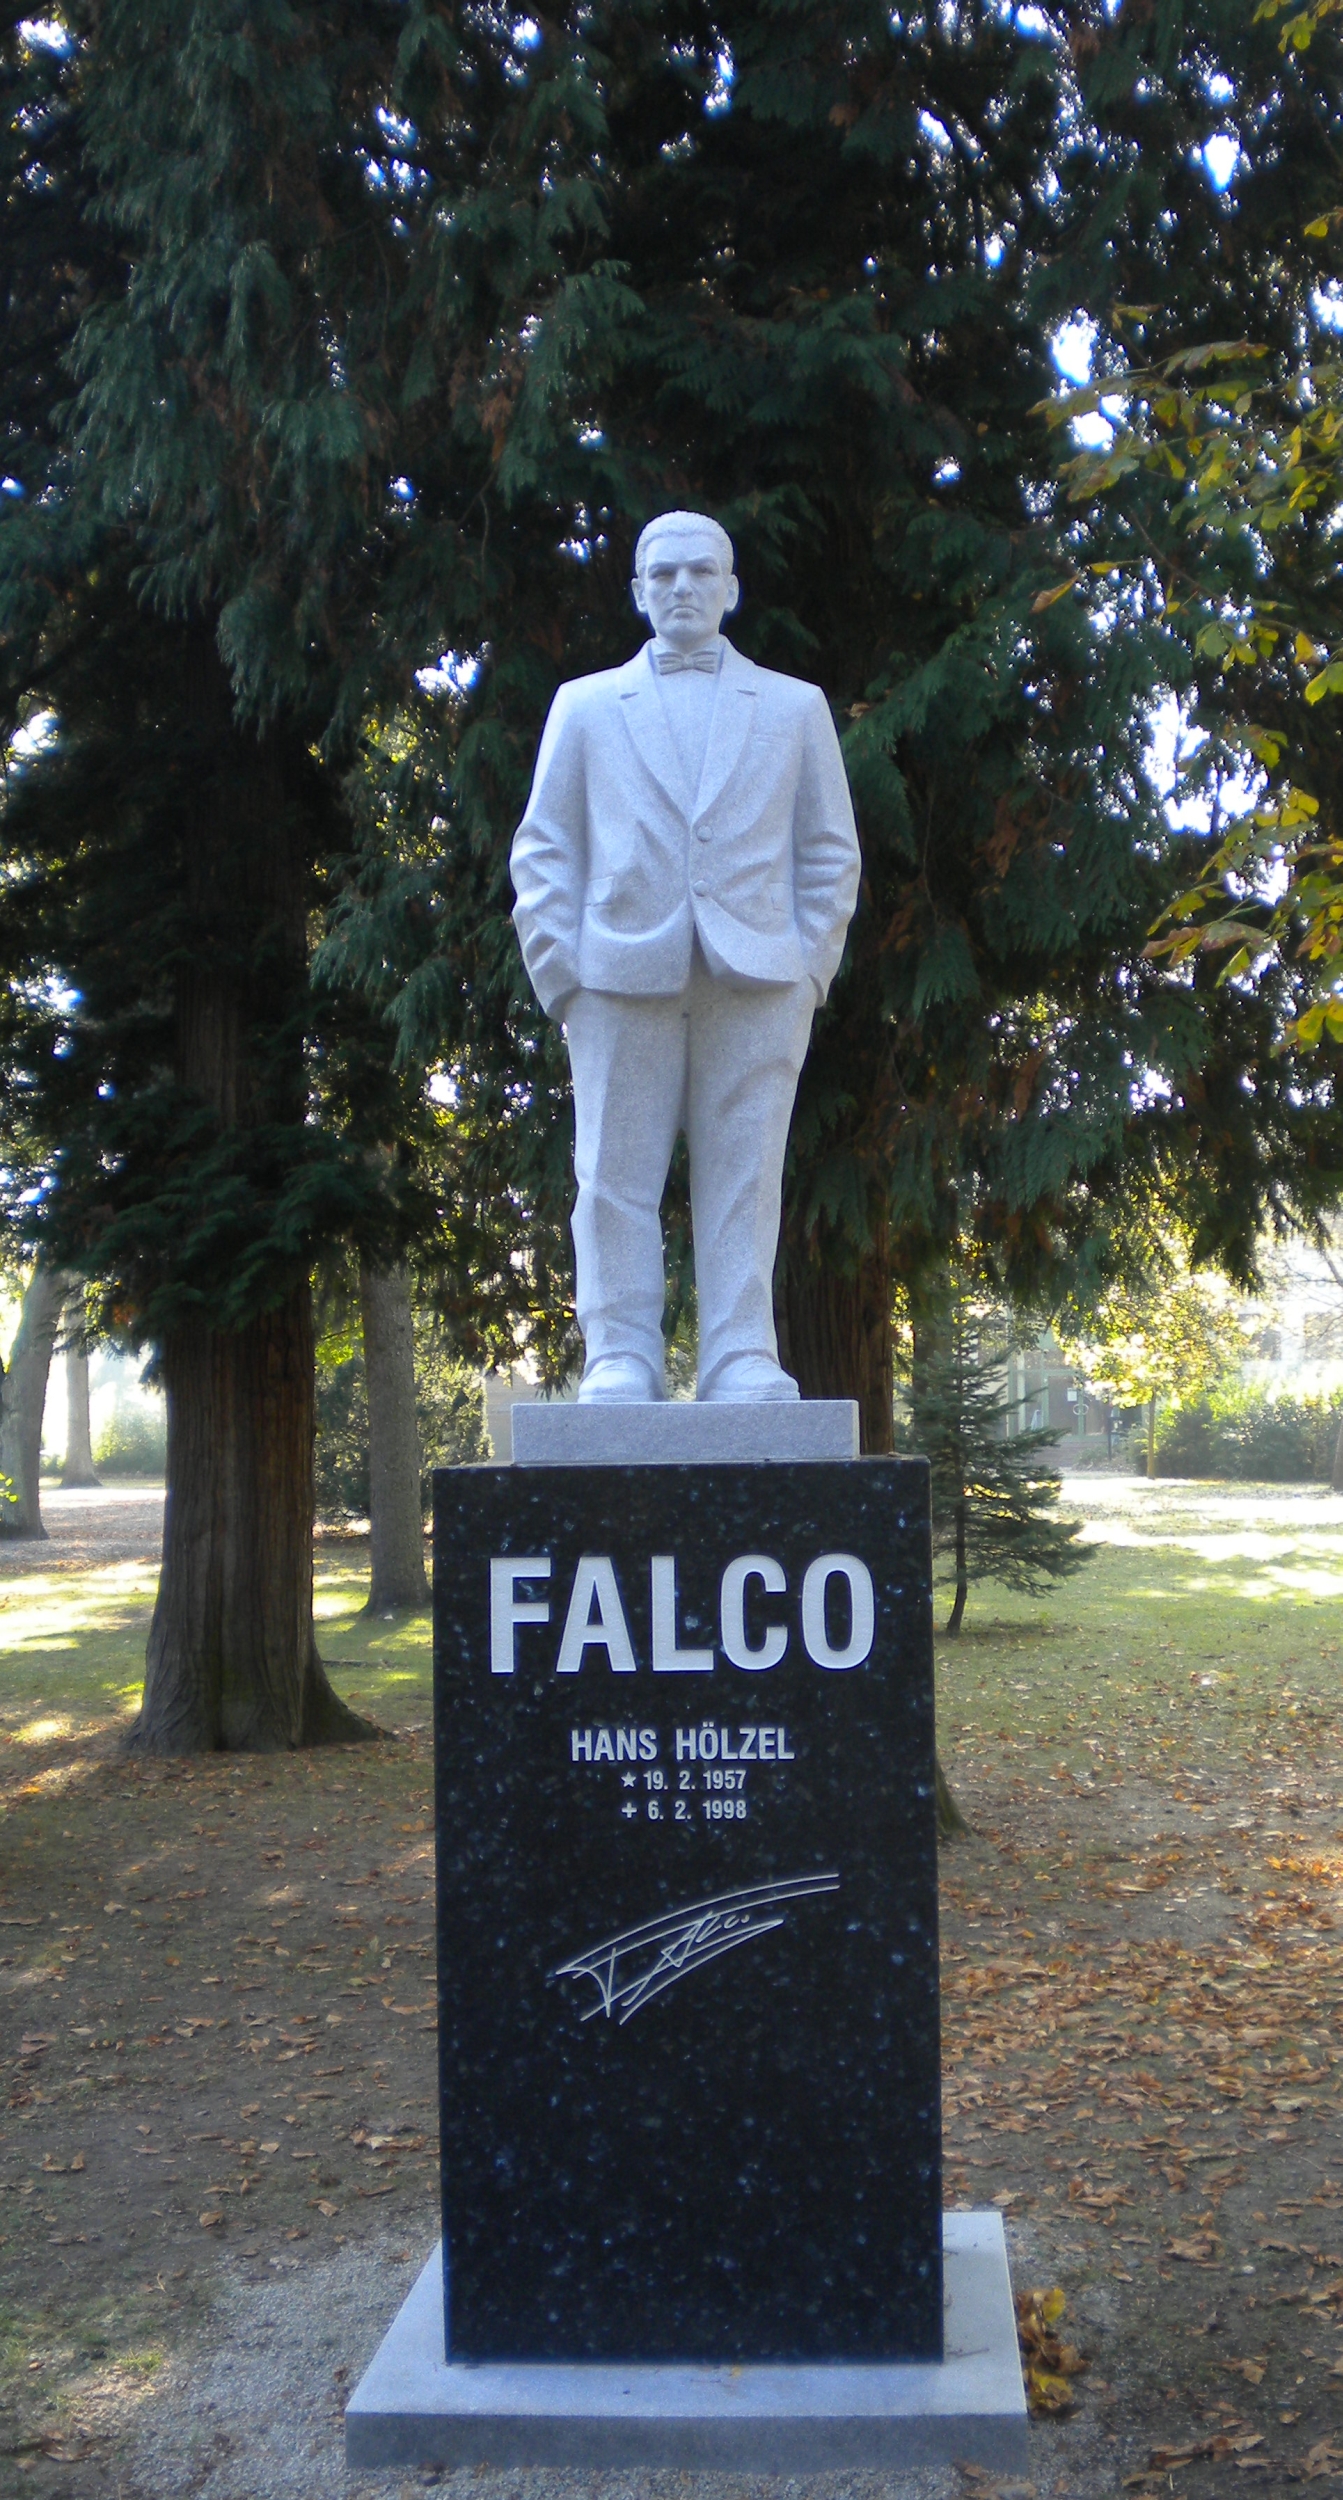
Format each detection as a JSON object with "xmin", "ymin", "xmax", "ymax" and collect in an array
[{"xmin": 551, "ymin": 1873, "xmax": 840, "ymax": 2025}]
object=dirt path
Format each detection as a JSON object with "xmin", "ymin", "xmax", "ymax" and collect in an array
[
  {"xmin": 0, "ymin": 1485, "xmax": 166, "ymax": 1578},
  {"xmin": 0, "ymin": 1486, "xmax": 1338, "ymax": 2498}
]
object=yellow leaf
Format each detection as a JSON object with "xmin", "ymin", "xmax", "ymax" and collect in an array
[
  {"xmin": 1027, "ymin": 2366, "xmax": 1076, "ymax": 2414},
  {"xmin": 1031, "ymin": 577, "xmax": 1081, "ymax": 612}
]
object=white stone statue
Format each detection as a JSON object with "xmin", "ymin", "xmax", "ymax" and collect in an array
[{"xmin": 510, "ymin": 511, "xmax": 861, "ymax": 1404}]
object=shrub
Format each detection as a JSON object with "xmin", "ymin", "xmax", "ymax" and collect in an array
[
  {"xmin": 315, "ymin": 1332, "xmax": 488, "ymax": 1523},
  {"xmin": 93, "ymin": 1399, "xmax": 167, "ymax": 1476},
  {"xmin": 1155, "ymin": 1387, "xmax": 1343, "ymax": 1482}
]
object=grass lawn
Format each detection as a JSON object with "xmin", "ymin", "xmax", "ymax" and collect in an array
[{"xmin": 0, "ymin": 1478, "xmax": 1339, "ymax": 2498}]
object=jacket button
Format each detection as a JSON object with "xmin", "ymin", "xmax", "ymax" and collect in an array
[{"xmin": 691, "ymin": 880, "xmax": 708, "ymax": 897}]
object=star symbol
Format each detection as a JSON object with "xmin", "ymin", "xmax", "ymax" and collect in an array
[
  {"xmin": 621, "ymin": 1802, "xmax": 638, "ymax": 1820},
  {"xmin": 621, "ymin": 1771, "xmax": 637, "ymax": 1789}
]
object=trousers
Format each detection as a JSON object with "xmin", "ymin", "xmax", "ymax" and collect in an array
[{"xmin": 564, "ymin": 950, "xmax": 816, "ymax": 1393}]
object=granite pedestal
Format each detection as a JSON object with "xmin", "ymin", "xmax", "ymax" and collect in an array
[
  {"xmin": 346, "ymin": 2211, "xmax": 1028, "ymax": 2471},
  {"xmin": 346, "ymin": 1399, "xmax": 1026, "ymax": 2466},
  {"xmin": 511, "ymin": 1396, "xmax": 859, "ymax": 1465}
]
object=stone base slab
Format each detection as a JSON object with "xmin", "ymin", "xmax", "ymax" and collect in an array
[
  {"xmin": 344, "ymin": 2212, "xmax": 1027, "ymax": 2472},
  {"xmin": 510, "ymin": 1397, "xmax": 859, "ymax": 1466}
]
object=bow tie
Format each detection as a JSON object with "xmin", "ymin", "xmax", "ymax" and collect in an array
[{"xmin": 654, "ymin": 647, "xmax": 719, "ymax": 675}]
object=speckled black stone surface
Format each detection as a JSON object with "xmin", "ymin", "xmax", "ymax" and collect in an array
[{"xmin": 432, "ymin": 1458, "xmax": 940, "ymax": 2366}]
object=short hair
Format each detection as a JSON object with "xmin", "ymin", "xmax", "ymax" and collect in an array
[{"xmin": 633, "ymin": 510, "xmax": 735, "ymax": 579}]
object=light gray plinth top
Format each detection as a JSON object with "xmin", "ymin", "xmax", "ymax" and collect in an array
[
  {"xmin": 344, "ymin": 2210, "xmax": 1028, "ymax": 2474},
  {"xmin": 510, "ymin": 1399, "xmax": 860, "ymax": 1466}
]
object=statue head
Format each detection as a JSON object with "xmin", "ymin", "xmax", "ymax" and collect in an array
[{"xmin": 632, "ymin": 511, "xmax": 739, "ymax": 653}]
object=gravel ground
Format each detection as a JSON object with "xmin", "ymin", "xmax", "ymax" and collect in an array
[
  {"xmin": 0, "ymin": 1485, "xmax": 166, "ymax": 1578},
  {"xmin": 6, "ymin": 1480, "xmax": 1337, "ymax": 2500},
  {"xmin": 116, "ymin": 2220, "xmax": 1097, "ymax": 2500}
]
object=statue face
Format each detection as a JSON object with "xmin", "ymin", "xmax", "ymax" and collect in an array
[{"xmin": 632, "ymin": 524, "xmax": 739, "ymax": 651}]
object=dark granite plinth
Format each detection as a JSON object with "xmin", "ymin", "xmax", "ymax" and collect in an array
[{"xmin": 432, "ymin": 1457, "xmax": 939, "ymax": 2365}]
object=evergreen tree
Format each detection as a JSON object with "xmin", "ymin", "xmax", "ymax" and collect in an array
[
  {"xmin": 314, "ymin": 0, "xmax": 1343, "ymax": 1440},
  {"xmin": 0, "ymin": 11, "xmax": 439, "ymax": 1742},
  {"xmin": 6, "ymin": 0, "xmax": 1343, "ymax": 1764},
  {"xmin": 906, "ymin": 1283, "xmax": 1086, "ymax": 1637}
]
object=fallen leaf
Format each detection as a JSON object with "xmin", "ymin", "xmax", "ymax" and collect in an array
[{"xmin": 1015, "ymin": 2286, "xmax": 1087, "ymax": 2414}]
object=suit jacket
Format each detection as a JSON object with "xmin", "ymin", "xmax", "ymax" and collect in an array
[{"xmin": 510, "ymin": 640, "xmax": 861, "ymax": 1018}]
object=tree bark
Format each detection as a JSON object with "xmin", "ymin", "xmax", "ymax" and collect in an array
[
  {"xmin": 780, "ymin": 1208, "xmax": 967, "ymax": 1830},
  {"xmin": 127, "ymin": 627, "xmax": 375, "ymax": 1755},
  {"xmin": 0, "ymin": 1261, "xmax": 67, "ymax": 1538},
  {"xmin": 779, "ymin": 1210, "xmax": 894, "ymax": 1453},
  {"xmin": 359, "ymin": 1257, "xmax": 429, "ymax": 1613},
  {"xmin": 935, "ymin": 1757, "xmax": 970, "ymax": 1838},
  {"xmin": 60, "ymin": 1318, "xmax": 101, "ymax": 1488},
  {"xmin": 134, "ymin": 1283, "xmax": 374, "ymax": 1751},
  {"xmin": 945, "ymin": 1497, "xmax": 968, "ymax": 1637}
]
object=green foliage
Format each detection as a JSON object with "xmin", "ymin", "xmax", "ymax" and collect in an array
[
  {"xmin": 4, "ymin": 0, "xmax": 1342, "ymax": 1394},
  {"xmin": 1060, "ymin": 1268, "xmax": 1247, "ymax": 1416},
  {"xmin": 1036, "ymin": 0, "xmax": 1343, "ymax": 1051},
  {"xmin": 315, "ymin": 1323, "xmax": 487, "ymax": 1523},
  {"xmin": 1156, "ymin": 1385, "xmax": 1343, "ymax": 1481},
  {"xmin": 92, "ymin": 1402, "xmax": 167, "ymax": 1479},
  {"xmin": 901, "ymin": 1282, "xmax": 1088, "ymax": 1634}
]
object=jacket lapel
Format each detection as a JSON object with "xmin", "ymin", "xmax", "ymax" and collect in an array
[
  {"xmin": 693, "ymin": 641, "xmax": 758, "ymax": 820},
  {"xmin": 616, "ymin": 646, "xmax": 687, "ymax": 819}
]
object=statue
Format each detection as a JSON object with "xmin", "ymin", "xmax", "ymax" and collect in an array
[{"xmin": 510, "ymin": 512, "xmax": 860, "ymax": 1405}]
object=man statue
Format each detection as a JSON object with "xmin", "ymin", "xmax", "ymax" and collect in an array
[{"xmin": 510, "ymin": 511, "xmax": 861, "ymax": 1405}]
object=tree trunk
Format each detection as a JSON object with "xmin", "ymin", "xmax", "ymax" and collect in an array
[
  {"xmin": 61, "ymin": 1318, "xmax": 101, "ymax": 1488},
  {"xmin": 133, "ymin": 1283, "xmax": 373, "ymax": 1752},
  {"xmin": 780, "ymin": 1209, "xmax": 967, "ymax": 1830},
  {"xmin": 779, "ymin": 1212, "xmax": 893, "ymax": 1453},
  {"xmin": 127, "ymin": 626, "xmax": 375, "ymax": 1755},
  {"xmin": 1330, "ymin": 1406, "xmax": 1343, "ymax": 1494},
  {"xmin": 359, "ymin": 1258, "xmax": 429, "ymax": 1614},
  {"xmin": 0, "ymin": 1261, "xmax": 67, "ymax": 1538},
  {"xmin": 1146, "ymin": 1394, "xmax": 1157, "ymax": 1478},
  {"xmin": 945, "ymin": 1497, "xmax": 968, "ymax": 1637},
  {"xmin": 935, "ymin": 1757, "xmax": 969, "ymax": 1838}
]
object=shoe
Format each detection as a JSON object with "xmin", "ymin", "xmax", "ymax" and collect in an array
[
  {"xmin": 577, "ymin": 1356, "xmax": 664, "ymax": 1404},
  {"xmin": 700, "ymin": 1356, "xmax": 801, "ymax": 1404}
]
